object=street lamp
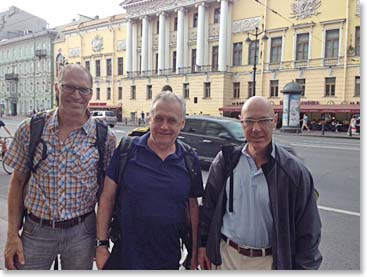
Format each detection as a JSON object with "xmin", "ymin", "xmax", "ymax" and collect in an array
[{"xmin": 245, "ymin": 27, "xmax": 268, "ymax": 96}]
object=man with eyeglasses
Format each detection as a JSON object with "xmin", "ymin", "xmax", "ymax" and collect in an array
[
  {"xmin": 4, "ymin": 64, "xmax": 116, "ymax": 270},
  {"xmin": 198, "ymin": 96, "xmax": 322, "ymax": 270}
]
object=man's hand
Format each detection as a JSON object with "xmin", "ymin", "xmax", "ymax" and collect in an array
[
  {"xmin": 198, "ymin": 247, "xmax": 212, "ymax": 270},
  {"xmin": 4, "ymin": 235, "xmax": 25, "ymax": 270},
  {"xmin": 96, "ymin": 246, "xmax": 110, "ymax": 270}
]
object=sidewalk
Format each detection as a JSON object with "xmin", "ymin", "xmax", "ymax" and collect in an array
[{"xmin": 273, "ymin": 129, "xmax": 360, "ymax": 139}]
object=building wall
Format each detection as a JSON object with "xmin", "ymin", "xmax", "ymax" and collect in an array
[{"xmin": 53, "ymin": 0, "xmax": 360, "ymax": 120}]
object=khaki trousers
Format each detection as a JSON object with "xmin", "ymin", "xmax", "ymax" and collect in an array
[{"xmin": 215, "ymin": 240, "xmax": 273, "ymax": 270}]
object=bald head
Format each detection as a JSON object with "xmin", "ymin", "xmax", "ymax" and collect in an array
[
  {"xmin": 58, "ymin": 64, "xmax": 93, "ymax": 87},
  {"xmin": 241, "ymin": 96, "xmax": 274, "ymax": 118}
]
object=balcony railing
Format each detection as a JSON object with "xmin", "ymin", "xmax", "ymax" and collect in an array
[
  {"xmin": 5, "ymin": 73, "xmax": 19, "ymax": 81},
  {"xmin": 35, "ymin": 49, "xmax": 47, "ymax": 58},
  {"xmin": 323, "ymin": 57, "xmax": 339, "ymax": 66}
]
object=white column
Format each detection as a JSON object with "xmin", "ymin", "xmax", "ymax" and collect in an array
[
  {"xmin": 176, "ymin": 8, "xmax": 185, "ymax": 73},
  {"xmin": 226, "ymin": 1, "xmax": 232, "ymax": 68},
  {"xmin": 165, "ymin": 15, "xmax": 170, "ymax": 69},
  {"xmin": 218, "ymin": 0, "xmax": 228, "ymax": 71},
  {"xmin": 158, "ymin": 12, "xmax": 166, "ymax": 74},
  {"xmin": 148, "ymin": 19, "xmax": 153, "ymax": 71},
  {"xmin": 183, "ymin": 12, "xmax": 189, "ymax": 68},
  {"xmin": 196, "ymin": 3, "xmax": 206, "ymax": 69},
  {"xmin": 132, "ymin": 21, "xmax": 138, "ymax": 72},
  {"xmin": 141, "ymin": 16, "xmax": 149, "ymax": 73},
  {"xmin": 126, "ymin": 19, "xmax": 133, "ymax": 73}
]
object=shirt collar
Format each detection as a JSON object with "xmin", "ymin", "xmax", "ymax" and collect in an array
[
  {"xmin": 242, "ymin": 141, "xmax": 276, "ymax": 159},
  {"xmin": 49, "ymin": 108, "xmax": 92, "ymax": 135}
]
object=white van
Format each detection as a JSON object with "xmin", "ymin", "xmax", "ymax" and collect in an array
[{"xmin": 91, "ymin": 110, "xmax": 117, "ymax": 127}]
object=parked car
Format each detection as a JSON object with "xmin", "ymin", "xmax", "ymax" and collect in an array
[
  {"xmin": 91, "ymin": 110, "xmax": 117, "ymax": 127},
  {"xmin": 128, "ymin": 115, "xmax": 245, "ymax": 165}
]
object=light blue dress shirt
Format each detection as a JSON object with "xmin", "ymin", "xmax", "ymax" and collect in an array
[{"xmin": 221, "ymin": 143, "xmax": 274, "ymax": 248}]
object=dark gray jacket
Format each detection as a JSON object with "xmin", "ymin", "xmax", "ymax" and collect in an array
[{"xmin": 199, "ymin": 143, "xmax": 322, "ymax": 269}]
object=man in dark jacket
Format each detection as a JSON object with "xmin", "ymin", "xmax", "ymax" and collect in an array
[{"xmin": 198, "ymin": 96, "xmax": 322, "ymax": 270}]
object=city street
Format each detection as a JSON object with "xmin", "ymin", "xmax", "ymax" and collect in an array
[{"xmin": 0, "ymin": 116, "xmax": 360, "ymax": 270}]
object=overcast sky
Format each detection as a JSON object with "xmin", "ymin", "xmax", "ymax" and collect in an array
[{"xmin": 0, "ymin": 0, "xmax": 126, "ymax": 28}]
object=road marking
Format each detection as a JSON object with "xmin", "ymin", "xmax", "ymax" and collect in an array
[
  {"xmin": 318, "ymin": 205, "xmax": 360, "ymax": 217},
  {"xmin": 290, "ymin": 143, "xmax": 359, "ymax": 151}
]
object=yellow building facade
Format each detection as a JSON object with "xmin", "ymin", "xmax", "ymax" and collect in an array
[{"xmin": 54, "ymin": 0, "xmax": 360, "ymax": 122}]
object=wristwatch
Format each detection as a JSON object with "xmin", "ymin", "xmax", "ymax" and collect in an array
[{"xmin": 96, "ymin": 239, "xmax": 109, "ymax": 247}]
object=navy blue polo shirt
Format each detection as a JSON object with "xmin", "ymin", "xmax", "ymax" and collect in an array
[{"xmin": 107, "ymin": 133, "xmax": 203, "ymax": 269}]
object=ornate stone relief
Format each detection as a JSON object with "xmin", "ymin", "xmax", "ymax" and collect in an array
[
  {"xmin": 125, "ymin": 0, "xmax": 196, "ymax": 18},
  {"xmin": 170, "ymin": 32, "xmax": 177, "ymax": 44},
  {"xmin": 189, "ymin": 29, "xmax": 197, "ymax": 40},
  {"xmin": 68, "ymin": 48, "xmax": 81, "ymax": 58},
  {"xmin": 290, "ymin": 0, "xmax": 321, "ymax": 20},
  {"xmin": 232, "ymin": 17, "xmax": 260, "ymax": 34},
  {"xmin": 209, "ymin": 24, "xmax": 220, "ymax": 37},
  {"xmin": 117, "ymin": 40, "xmax": 126, "ymax": 51},
  {"xmin": 91, "ymin": 35, "xmax": 104, "ymax": 52}
]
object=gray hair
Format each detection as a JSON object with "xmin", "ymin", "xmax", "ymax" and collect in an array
[
  {"xmin": 150, "ymin": 91, "xmax": 186, "ymax": 118},
  {"xmin": 58, "ymin": 64, "xmax": 93, "ymax": 86}
]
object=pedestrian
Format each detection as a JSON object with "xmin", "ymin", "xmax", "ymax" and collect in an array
[
  {"xmin": 141, "ymin": 111, "xmax": 145, "ymax": 124},
  {"xmin": 301, "ymin": 114, "xmax": 310, "ymax": 132},
  {"xmin": 347, "ymin": 117, "xmax": 356, "ymax": 137},
  {"xmin": 0, "ymin": 119, "xmax": 13, "ymax": 157},
  {"xmin": 3, "ymin": 64, "xmax": 116, "ymax": 270},
  {"xmin": 96, "ymin": 91, "xmax": 204, "ymax": 270},
  {"xmin": 198, "ymin": 96, "xmax": 322, "ymax": 270}
]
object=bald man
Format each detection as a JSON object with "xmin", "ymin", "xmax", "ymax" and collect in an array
[{"xmin": 198, "ymin": 96, "xmax": 322, "ymax": 270}]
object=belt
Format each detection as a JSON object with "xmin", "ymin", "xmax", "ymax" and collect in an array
[
  {"xmin": 221, "ymin": 234, "xmax": 272, "ymax": 257},
  {"xmin": 28, "ymin": 211, "xmax": 93, "ymax": 229}
]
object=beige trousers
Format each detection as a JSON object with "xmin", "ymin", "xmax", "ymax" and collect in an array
[{"xmin": 215, "ymin": 240, "xmax": 273, "ymax": 270}]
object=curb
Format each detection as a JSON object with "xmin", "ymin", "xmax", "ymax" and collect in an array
[{"xmin": 273, "ymin": 130, "xmax": 360, "ymax": 140}]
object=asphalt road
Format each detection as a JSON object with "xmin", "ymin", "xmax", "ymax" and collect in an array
[{"xmin": 0, "ymin": 118, "xmax": 361, "ymax": 270}]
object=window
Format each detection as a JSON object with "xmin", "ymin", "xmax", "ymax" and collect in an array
[
  {"xmin": 193, "ymin": 13, "xmax": 198, "ymax": 28},
  {"xmin": 96, "ymin": 88, "xmax": 100, "ymax": 100},
  {"xmin": 95, "ymin": 60, "xmax": 100, "ymax": 77},
  {"xmin": 174, "ymin": 17, "xmax": 178, "ymax": 31},
  {"xmin": 270, "ymin": 80, "xmax": 279, "ymax": 97},
  {"xmin": 146, "ymin": 85, "xmax": 152, "ymax": 99},
  {"xmin": 172, "ymin": 51, "xmax": 177, "ymax": 72},
  {"xmin": 248, "ymin": 82, "xmax": 254, "ymax": 98},
  {"xmin": 214, "ymin": 8, "xmax": 220, "ymax": 24},
  {"xmin": 296, "ymin": 78, "xmax": 306, "ymax": 96},
  {"xmin": 107, "ymin": 87, "xmax": 111, "ymax": 100},
  {"xmin": 355, "ymin": 76, "xmax": 360, "ymax": 96},
  {"xmin": 248, "ymin": 40, "xmax": 259, "ymax": 65},
  {"xmin": 204, "ymin": 82, "xmax": 211, "ymax": 98},
  {"xmin": 118, "ymin": 57, "xmax": 123, "ymax": 75},
  {"xmin": 191, "ymin": 49, "xmax": 196, "ymax": 72},
  {"xmin": 325, "ymin": 29, "xmax": 339, "ymax": 58},
  {"xmin": 296, "ymin": 33, "xmax": 309, "ymax": 61},
  {"xmin": 233, "ymin": 82, "xmax": 240, "ymax": 98},
  {"xmin": 325, "ymin": 77, "xmax": 336, "ymax": 96},
  {"xmin": 355, "ymin": 26, "xmax": 360, "ymax": 56},
  {"xmin": 183, "ymin": 83, "xmax": 190, "ymax": 99},
  {"xmin": 156, "ymin": 20, "xmax": 159, "ymax": 34},
  {"xmin": 118, "ymin": 87, "xmax": 122, "ymax": 100},
  {"xmin": 233, "ymin": 42, "xmax": 242, "ymax": 66},
  {"xmin": 270, "ymin": 37, "xmax": 282, "ymax": 63},
  {"xmin": 212, "ymin": 46, "xmax": 219, "ymax": 71},
  {"xmin": 130, "ymin": 85, "xmax": 136, "ymax": 99},
  {"xmin": 106, "ymin": 59, "xmax": 112, "ymax": 76}
]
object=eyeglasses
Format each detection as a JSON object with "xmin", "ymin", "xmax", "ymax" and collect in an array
[
  {"xmin": 61, "ymin": 84, "xmax": 92, "ymax": 95},
  {"xmin": 240, "ymin": 117, "xmax": 274, "ymax": 127}
]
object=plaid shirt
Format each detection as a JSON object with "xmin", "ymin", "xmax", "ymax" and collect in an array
[{"xmin": 4, "ymin": 110, "xmax": 116, "ymax": 220}]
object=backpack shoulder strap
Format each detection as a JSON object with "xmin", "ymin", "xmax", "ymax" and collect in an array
[
  {"xmin": 28, "ymin": 113, "xmax": 47, "ymax": 172},
  {"xmin": 177, "ymin": 139, "xmax": 199, "ymax": 184},
  {"xmin": 221, "ymin": 143, "xmax": 242, "ymax": 212},
  {"xmin": 117, "ymin": 136, "xmax": 137, "ymax": 182},
  {"xmin": 95, "ymin": 119, "xmax": 108, "ymax": 199}
]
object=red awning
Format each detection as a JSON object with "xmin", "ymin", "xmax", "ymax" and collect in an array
[
  {"xmin": 220, "ymin": 104, "xmax": 360, "ymax": 113},
  {"xmin": 89, "ymin": 102, "xmax": 122, "ymax": 109}
]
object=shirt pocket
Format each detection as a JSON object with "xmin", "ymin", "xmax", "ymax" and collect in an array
[{"xmin": 69, "ymin": 143, "xmax": 99, "ymax": 178}]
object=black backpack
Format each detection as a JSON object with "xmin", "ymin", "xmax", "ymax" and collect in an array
[
  {"xmin": 105, "ymin": 136, "xmax": 199, "ymax": 269},
  {"xmin": 26, "ymin": 112, "xmax": 108, "ymax": 270}
]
